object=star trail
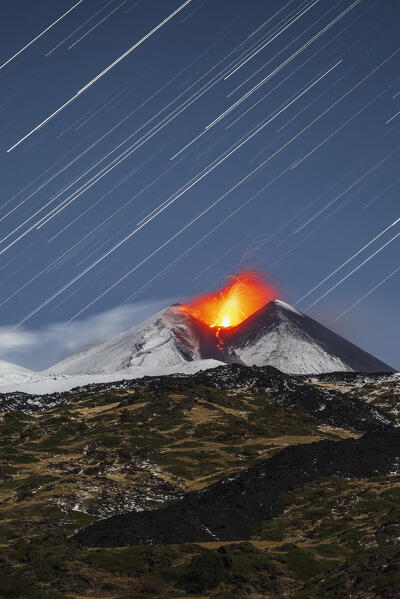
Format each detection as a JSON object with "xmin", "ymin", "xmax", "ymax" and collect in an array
[{"xmin": 0, "ymin": 0, "xmax": 399, "ymax": 367}]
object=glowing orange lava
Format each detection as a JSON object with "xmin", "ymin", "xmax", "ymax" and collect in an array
[{"xmin": 181, "ymin": 270, "xmax": 278, "ymax": 330}]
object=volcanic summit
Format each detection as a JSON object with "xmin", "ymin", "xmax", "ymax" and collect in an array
[{"xmin": 45, "ymin": 272, "xmax": 394, "ymax": 378}]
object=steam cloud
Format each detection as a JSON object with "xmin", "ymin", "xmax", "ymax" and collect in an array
[{"xmin": 0, "ymin": 300, "xmax": 170, "ymax": 371}]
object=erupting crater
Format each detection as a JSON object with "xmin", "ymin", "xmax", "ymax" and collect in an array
[{"xmin": 181, "ymin": 270, "xmax": 278, "ymax": 349}]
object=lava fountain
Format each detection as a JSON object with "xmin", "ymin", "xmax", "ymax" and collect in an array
[{"xmin": 181, "ymin": 270, "xmax": 278, "ymax": 348}]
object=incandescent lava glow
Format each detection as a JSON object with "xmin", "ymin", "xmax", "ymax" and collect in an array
[{"xmin": 181, "ymin": 270, "xmax": 278, "ymax": 329}]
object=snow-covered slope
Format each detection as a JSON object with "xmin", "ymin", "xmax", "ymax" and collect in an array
[
  {"xmin": 0, "ymin": 359, "xmax": 36, "ymax": 386},
  {"xmin": 219, "ymin": 300, "xmax": 394, "ymax": 374},
  {"xmin": 0, "ymin": 359, "xmax": 224, "ymax": 395},
  {"xmin": 44, "ymin": 305, "xmax": 203, "ymax": 376},
  {"xmin": 0, "ymin": 305, "xmax": 224, "ymax": 393},
  {"xmin": 0, "ymin": 300, "xmax": 393, "ymax": 395},
  {"xmin": 44, "ymin": 300, "xmax": 394, "ymax": 379}
]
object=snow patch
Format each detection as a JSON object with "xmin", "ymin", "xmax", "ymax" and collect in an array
[{"xmin": 0, "ymin": 359, "xmax": 224, "ymax": 394}]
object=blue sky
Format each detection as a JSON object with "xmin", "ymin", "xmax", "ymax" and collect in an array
[{"xmin": 0, "ymin": 0, "xmax": 399, "ymax": 370}]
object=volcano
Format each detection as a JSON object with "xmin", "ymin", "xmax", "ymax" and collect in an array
[
  {"xmin": 45, "ymin": 299, "xmax": 394, "ymax": 377},
  {"xmin": 213, "ymin": 300, "xmax": 394, "ymax": 374}
]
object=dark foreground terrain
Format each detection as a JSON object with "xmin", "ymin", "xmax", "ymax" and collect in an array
[{"xmin": 0, "ymin": 365, "xmax": 399, "ymax": 598}]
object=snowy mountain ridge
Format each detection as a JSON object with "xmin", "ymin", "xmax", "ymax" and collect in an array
[
  {"xmin": 0, "ymin": 359, "xmax": 37, "ymax": 386},
  {"xmin": 0, "ymin": 300, "xmax": 394, "ymax": 394},
  {"xmin": 43, "ymin": 306, "xmax": 202, "ymax": 376},
  {"xmin": 218, "ymin": 300, "xmax": 393, "ymax": 375}
]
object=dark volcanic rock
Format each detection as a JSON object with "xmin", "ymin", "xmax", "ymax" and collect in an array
[
  {"xmin": 74, "ymin": 430, "xmax": 400, "ymax": 547},
  {"xmin": 0, "ymin": 390, "xmax": 69, "ymax": 414},
  {"xmin": 272, "ymin": 378, "xmax": 396, "ymax": 432},
  {"xmin": 146, "ymin": 363, "xmax": 288, "ymax": 390},
  {"xmin": 306, "ymin": 371, "xmax": 395, "ymax": 385}
]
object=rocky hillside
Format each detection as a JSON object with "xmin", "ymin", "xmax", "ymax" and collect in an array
[
  {"xmin": 0, "ymin": 364, "xmax": 399, "ymax": 598},
  {"xmin": 75, "ymin": 430, "xmax": 400, "ymax": 547}
]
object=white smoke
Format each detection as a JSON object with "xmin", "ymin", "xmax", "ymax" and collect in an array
[{"xmin": 0, "ymin": 300, "xmax": 170, "ymax": 371}]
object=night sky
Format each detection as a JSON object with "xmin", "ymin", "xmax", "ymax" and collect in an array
[{"xmin": 0, "ymin": 0, "xmax": 399, "ymax": 370}]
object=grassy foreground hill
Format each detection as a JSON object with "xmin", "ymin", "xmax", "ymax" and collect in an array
[{"xmin": 0, "ymin": 365, "xmax": 399, "ymax": 598}]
